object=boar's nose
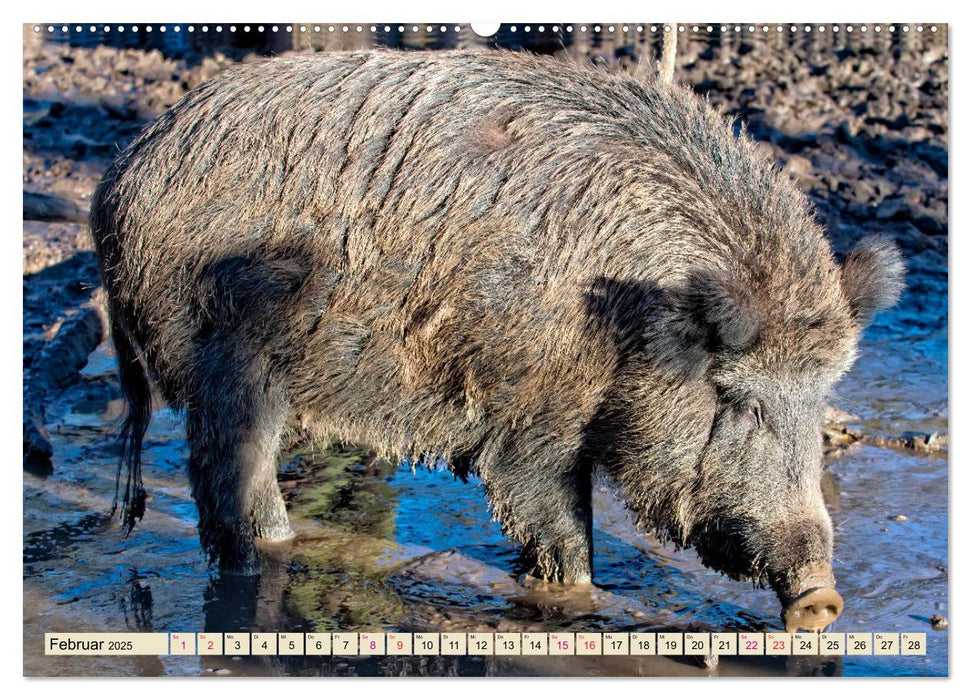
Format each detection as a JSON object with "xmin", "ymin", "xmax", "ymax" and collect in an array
[{"xmin": 782, "ymin": 587, "xmax": 844, "ymax": 633}]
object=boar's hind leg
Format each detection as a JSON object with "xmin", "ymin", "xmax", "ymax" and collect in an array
[
  {"xmin": 185, "ymin": 361, "xmax": 290, "ymax": 574},
  {"xmin": 485, "ymin": 459, "xmax": 594, "ymax": 584}
]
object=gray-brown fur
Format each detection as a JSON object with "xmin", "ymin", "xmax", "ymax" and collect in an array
[{"xmin": 90, "ymin": 50, "xmax": 903, "ymax": 606}]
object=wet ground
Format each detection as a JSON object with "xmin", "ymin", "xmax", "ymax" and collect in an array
[{"xmin": 23, "ymin": 26, "xmax": 948, "ymax": 677}]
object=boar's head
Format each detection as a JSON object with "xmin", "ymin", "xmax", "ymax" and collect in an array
[{"xmin": 602, "ymin": 235, "xmax": 904, "ymax": 631}]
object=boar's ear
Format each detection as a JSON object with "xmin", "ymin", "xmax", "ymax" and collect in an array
[
  {"xmin": 683, "ymin": 268, "xmax": 762, "ymax": 351},
  {"xmin": 840, "ymin": 236, "xmax": 906, "ymax": 323}
]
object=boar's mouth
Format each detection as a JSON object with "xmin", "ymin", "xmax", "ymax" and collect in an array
[{"xmin": 686, "ymin": 519, "xmax": 771, "ymax": 586}]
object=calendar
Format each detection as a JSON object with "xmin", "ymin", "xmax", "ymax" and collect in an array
[{"xmin": 44, "ymin": 632, "xmax": 928, "ymax": 657}]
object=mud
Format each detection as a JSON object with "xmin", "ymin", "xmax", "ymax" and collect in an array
[{"xmin": 22, "ymin": 25, "xmax": 947, "ymax": 677}]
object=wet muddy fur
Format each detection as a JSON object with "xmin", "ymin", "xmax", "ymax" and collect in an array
[{"xmin": 90, "ymin": 50, "xmax": 903, "ymax": 587}]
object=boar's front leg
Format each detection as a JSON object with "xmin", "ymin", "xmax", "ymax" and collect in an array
[
  {"xmin": 185, "ymin": 342, "xmax": 291, "ymax": 574},
  {"xmin": 482, "ymin": 454, "xmax": 594, "ymax": 584}
]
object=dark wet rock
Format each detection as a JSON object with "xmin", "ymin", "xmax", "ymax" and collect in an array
[
  {"xmin": 823, "ymin": 406, "xmax": 947, "ymax": 457},
  {"xmin": 876, "ymin": 196, "xmax": 908, "ymax": 220},
  {"xmin": 930, "ymin": 614, "xmax": 948, "ymax": 631},
  {"xmin": 862, "ymin": 432, "xmax": 947, "ymax": 454},
  {"xmin": 913, "ymin": 209, "xmax": 947, "ymax": 237},
  {"xmin": 23, "ymin": 305, "xmax": 106, "ymax": 470},
  {"xmin": 26, "ymin": 305, "xmax": 105, "ymax": 391},
  {"xmin": 823, "ymin": 382, "xmax": 947, "ymax": 459},
  {"xmin": 23, "ymin": 190, "xmax": 85, "ymax": 223},
  {"xmin": 23, "ymin": 414, "xmax": 53, "ymax": 473}
]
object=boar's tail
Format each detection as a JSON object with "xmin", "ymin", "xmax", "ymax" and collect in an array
[{"xmin": 109, "ymin": 317, "xmax": 150, "ymax": 535}]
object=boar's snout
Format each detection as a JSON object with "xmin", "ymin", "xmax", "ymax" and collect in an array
[
  {"xmin": 782, "ymin": 588, "xmax": 844, "ymax": 633},
  {"xmin": 778, "ymin": 565, "xmax": 844, "ymax": 632}
]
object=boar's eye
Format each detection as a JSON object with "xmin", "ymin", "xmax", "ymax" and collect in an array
[{"xmin": 746, "ymin": 401, "xmax": 764, "ymax": 428}]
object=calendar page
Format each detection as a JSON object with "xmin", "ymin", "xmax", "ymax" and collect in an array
[{"xmin": 21, "ymin": 16, "xmax": 948, "ymax": 680}]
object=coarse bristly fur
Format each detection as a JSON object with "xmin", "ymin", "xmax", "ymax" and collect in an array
[{"xmin": 90, "ymin": 50, "xmax": 904, "ymax": 600}]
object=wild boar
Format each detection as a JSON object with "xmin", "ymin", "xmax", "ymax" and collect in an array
[{"xmin": 90, "ymin": 50, "xmax": 904, "ymax": 631}]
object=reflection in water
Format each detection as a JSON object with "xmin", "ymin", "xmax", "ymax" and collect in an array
[
  {"xmin": 119, "ymin": 569, "xmax": 157, "ymax": 631},
  {"xmin": 203, "ymin": 574, "xmax": 261, "ymax": 633}
]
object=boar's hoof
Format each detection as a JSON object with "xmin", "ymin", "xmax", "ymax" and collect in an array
[{"xmin": 782, "ymin": 587, "xmax": 844, "ymax": 633}]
